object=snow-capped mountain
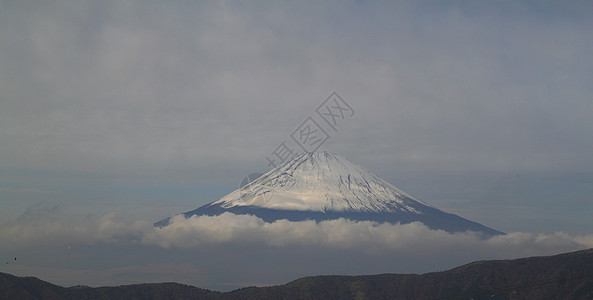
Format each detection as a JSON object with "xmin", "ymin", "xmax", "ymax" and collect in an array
[
  {"xmin": 157, "ymin": 152, "xmax": 503, "ymax": 236},
  {"xmin": 214, "ymin": 151, "xmax": 431, "ymax": 213}
]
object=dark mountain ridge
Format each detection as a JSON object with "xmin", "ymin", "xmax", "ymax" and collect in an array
[{"xmin": 2, "ymin": 248, "xmax": 593, "ymax": 299}]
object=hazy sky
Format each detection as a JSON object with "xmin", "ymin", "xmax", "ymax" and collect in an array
[{"xmin": 1, "ymin": 0, "xmax": 592, "ymax": 290}]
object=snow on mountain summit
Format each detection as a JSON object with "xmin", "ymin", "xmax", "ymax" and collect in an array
[
  {"xmin": 157, "ymin": 151, "xmax": 503, "ymax": 236},
  {"xmin": 214, "ymin": 151, "xmax": 430, "ymax": 214}
]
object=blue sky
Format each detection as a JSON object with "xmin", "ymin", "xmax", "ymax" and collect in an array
[{"xmin": 1, "ymin": 0, "xmax": 592, "ymax": 290}]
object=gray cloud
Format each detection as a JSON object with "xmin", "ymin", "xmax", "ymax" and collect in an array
[
  {"xmin": 0, "ymin": 0, "xmax": 592, "ymax": 289},
  {"xmin": 1, "ymin": 1, "xmax": 591, "ymax": 180},
  {"xmin": 0, "ymin": 208, "xmax": 148, "ymax": 249}
]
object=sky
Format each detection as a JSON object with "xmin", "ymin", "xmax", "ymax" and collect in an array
[{"xmin": 1, "ymin": 0, "xmax": 592, "ymax": 291}]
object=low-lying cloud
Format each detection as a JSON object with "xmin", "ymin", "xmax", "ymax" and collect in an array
[
  {"xmin": 2, "ymin": 209, "xmax": 593, "ymax": 289},
  {"xmin": 0, "ymin": 208, "xmax": 149, "ymax": 249},
  {"xmin": 2, "ymin": 210, "xmax": 592, "ymax": 257},
  {"xmin": 145, "ymin": 213, "xmax": 593, "ymax": 257}
]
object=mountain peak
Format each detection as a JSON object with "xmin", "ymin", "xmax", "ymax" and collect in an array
[
  {"xmin": 212, "ymin": 151, "xmax": 428, "ymax": 213},
  {"xmin": 158, "ymin": 151, "xmax": 503, "ymax": 236}
]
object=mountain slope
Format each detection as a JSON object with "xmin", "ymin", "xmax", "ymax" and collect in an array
[
  {"xmin": 0, "ymin": 274, "xmax": 215, "ymax": 300},
  {"xmin": 2, "ymin": 248, "xmax": 593, "ymax": 299},
  {"xmin": 228, "ymin": 248, "xmax": 593, "ymax": 299},
  {"xmin": 0, "ymin": 272, "xmax": 67, "ymax": 300},
  {"xmin": 214, "ymin": 151, "xmax": 429, "ymax": 213},
  {"xmin": 158, "ymin": 152, "xmax": 502, "ymax": 236}
]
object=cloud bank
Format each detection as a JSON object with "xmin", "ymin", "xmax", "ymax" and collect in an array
[
  {"xmin": 2, "ymin": 208, "xmax": 592, "ymax": 289},
  {"xmin": 2, "ymin": 210, "xmax": 592, "ymax": 257},
  {"xmin": 146, "ymin": 213, "xmax": 593, "ymax": 257}
]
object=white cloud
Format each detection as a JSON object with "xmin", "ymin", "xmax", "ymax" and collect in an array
[
  {"xmin": 2, "ymin": 210, "xmax": 592, "ymax": 256},
  {"xmin": 2, "ymin": 211, "xmax": 592, "ymax": 289},
  {"xmin": 142, "ymin": 213, "xmax": 593, "ymax": 258}
]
